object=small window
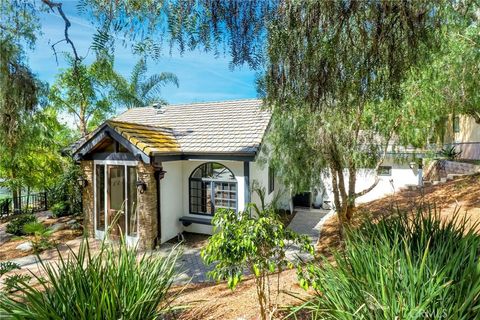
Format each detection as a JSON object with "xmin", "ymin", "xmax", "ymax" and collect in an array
[
  {"xmin": 378, "ymin": 166, "xmax": 392, "ymax": 176},
  {"xmin": 453, "ymin": 116, "xmax": 460, "ymax": 133},
  {"xmin": 268, "ymin": 166, "xmax": 275, "ymax": 194}
]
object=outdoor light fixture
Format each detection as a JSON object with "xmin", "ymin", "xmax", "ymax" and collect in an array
[
  {"xmin": 136, "ymin": 179, "xmax": 147, "ymax": 193},
  {"xmin": 408, "ymin": 161, "xmax": 417, "ymax": 170},
  {"xmin": 76, "ymin": 176, "xmax": 88, "ymax": 188}
]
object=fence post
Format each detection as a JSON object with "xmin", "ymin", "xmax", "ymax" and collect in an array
[{"xmin": 44, "ymin": 191, "xmax": 48, "ymax": 211}]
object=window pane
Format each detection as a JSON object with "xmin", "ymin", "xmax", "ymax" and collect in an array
[
  {"xmin": 108, "ymin": 166, "xmax": 125, "ymax": 237},
  {"xmin": 127, "ymin": 166, "xmax": 138, "ymax": 237},
  {"xmin": 190, "ymin": 163, "xmax": 237, "ymax": 215},
  {"xmin": 95, "ymin": 165, "xmax": 105, "ymax": 231},
  {"xmin": 213, "ymin": 182, "xmax": 236, "ymax": 211}
]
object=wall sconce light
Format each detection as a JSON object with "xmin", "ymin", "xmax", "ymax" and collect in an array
[
  {"xmin": 76, "ymin": 176, "xmax": 88, "ymax": 188},
  {"xmin": 136, "ymin": 179, "xmax": 147, "ymax": 193},
  {"xmin": 408, "ymin": 162, "xmax": 417, "ymax": 170}
]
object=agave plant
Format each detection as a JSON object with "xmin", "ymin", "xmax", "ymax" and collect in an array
[{"xmin": 293, "ymin": 206, "xmax": 480, "ymax": 319}]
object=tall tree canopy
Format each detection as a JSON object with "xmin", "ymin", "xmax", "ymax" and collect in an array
[
  {"xmin": 48, "ymin": 57, "xmax": 116, "ymax": 137},
  {"xmin": 111, "ymin": 57, "xmax": 179, "ymax": 109}
]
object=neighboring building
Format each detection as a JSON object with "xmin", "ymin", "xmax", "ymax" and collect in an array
[
  {"xmin": 72, "ymin": 99, "xmax": 422, "ymax": 248},
  {"xmin": 444, "ymin": 115, "xmax": 480, "ymax": 160}
]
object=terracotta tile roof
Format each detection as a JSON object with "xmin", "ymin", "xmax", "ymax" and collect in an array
[{"xmin": 113, "ymin": 99, "xmax": 270, "ymax": 155}]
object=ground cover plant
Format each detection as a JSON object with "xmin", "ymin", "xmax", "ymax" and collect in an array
[
  {"xmin": 293, "ymin": 207, "xmax": 480, "ymax": 319},
  {"xmin": 0, "ymin": 238, "xmax": 181, "ymax": 319},
  {"xmin": 5, "ymin": 214, "xmax": 37, "ymax": 236}
]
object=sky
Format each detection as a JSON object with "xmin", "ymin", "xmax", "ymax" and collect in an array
[{"xmin": 27, "ymin": 1, "xmax": 258, "ymax": 105}]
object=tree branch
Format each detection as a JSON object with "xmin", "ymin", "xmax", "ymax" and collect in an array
[{"xmin": 41, "ymin": 0, "xmax": 81, "ymax": 64}]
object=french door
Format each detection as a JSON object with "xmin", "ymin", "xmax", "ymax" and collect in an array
[{"xmin": 94, "ymin": 161, "xmax": 138, "ymax": 245}]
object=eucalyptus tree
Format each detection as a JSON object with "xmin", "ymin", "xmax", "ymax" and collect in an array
[
  {"xmin": 48, "ymin": 57, "xmax": 116, "ymax": 137},
  {"xmin": 111, "ymin": 58, "xmax": 178, "ymax": 109}
]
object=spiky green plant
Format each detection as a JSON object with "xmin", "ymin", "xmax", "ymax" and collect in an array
[
  {"xmin": 0, "ymin": 238, "xmax": 181, "ymax": 319},
  {"xmin": 293, "ymin": 207, "xmax": 480, "ymax": 319}
]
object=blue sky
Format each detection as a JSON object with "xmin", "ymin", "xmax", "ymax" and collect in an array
[{"xmin": 28, "ymin": 1, "xmax": 258, "ymax": 105}]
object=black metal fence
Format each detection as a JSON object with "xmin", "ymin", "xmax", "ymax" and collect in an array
[{"xmin": 0, "ymin": 192, "xmax": 48, "ymax": 218}]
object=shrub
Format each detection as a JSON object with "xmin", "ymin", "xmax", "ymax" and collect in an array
[
  {"xmin": 293, "ymin": 207, "xmax": 480, "ymax": 319},
  {"xmin": 5, "ymin": 215, "xmax": 37, "ymax": 236},
  {"xmin": 50, "ymin": 201, "xmax": 69, "ymax": 218},
  {"xmin": 202, "ymin": 205, "xmax": 313, "ymax": 320},
  {"xmin": 23, "ymin": 222, "xmax": 54, "ymax": 253},
  {"xmin": 0, "ymin": 238, "xmax": 181, "ymax": 319},
  {"xmin": 47, "ymin": 162, "xmax": 82, "ymax": 216}
]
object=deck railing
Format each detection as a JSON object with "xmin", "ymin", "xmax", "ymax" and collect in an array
[{"xmin": 0, "ymin": 192, "xmax": 48, "ymax": 218}]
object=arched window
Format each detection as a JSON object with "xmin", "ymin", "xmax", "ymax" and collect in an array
[{"xmin": 189, "ymin": 162, "xmax": 237, "ymax": 215}]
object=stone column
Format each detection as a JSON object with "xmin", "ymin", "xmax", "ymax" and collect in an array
[
  {"xmin": 80, "ymin": 160, "xmax": 94, "ymax": 237},
  {"xmin": 137, "ymin": 162, "xmax": 158, "ymax": 249}
]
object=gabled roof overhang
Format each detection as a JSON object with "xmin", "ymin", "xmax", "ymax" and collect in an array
[{"xmin": 72, "ymin": 122, "xmax": 153, "ymax": 164}]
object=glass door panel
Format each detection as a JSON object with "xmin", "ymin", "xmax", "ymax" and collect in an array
[
  {"xmin": 108, "ymin": 165, "xmax": 125, "ymax": 239},
  {"xmin": 126, "ymin": 166, "xmax": 138, "ymax": 237}
]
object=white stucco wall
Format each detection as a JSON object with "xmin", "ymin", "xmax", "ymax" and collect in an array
[
  {"xmin": 159, "ymin": 158, "xmax": 297, "ymax": 242},
  {"xmin": 159, "ymin": 159, "xmax": 255, "ymax": 242},
  {"xmin": 159, "ymin": 161, "xmax": 184, "ymax": 243},
  {"xmin": 250, "ymin": 160, "xmax": 290, "ymax": 210},
  {"xmin": 320, "ymin": 157, "xmax": 420, "ymax": 205}
]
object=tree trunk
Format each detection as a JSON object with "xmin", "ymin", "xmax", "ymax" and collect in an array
[
  {"xmin": 346, "ymin": 165, "xmax": 357, "ymax": 222},
  {"xmin": 79, "ymin": 115, "xmax": 87, "ymax": 137}
]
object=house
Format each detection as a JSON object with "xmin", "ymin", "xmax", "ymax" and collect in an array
[
  {"xmin": 443, "ymin": 115, "xmax": 480, "ymax": 160},
  {"xmin": 72, "ymin": 99, "xmax": 423, "ymax": 249}
]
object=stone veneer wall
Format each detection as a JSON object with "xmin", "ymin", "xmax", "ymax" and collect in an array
[
  {"xmin": 136, "ymin": 162, "xmax": 159, "ymax": 249},
  {"xmin": 80, "ymin": 160, "xmax": 159, "ymax": 250},
  {"xmin": 80, "ymin": 160, "xmax": 94, "ymax": 237}
]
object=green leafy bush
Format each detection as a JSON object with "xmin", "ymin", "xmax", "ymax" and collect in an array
[
  {"xmin": 23, "ymin": 222, "xmax": 54, "ymax": 253},
  {"xmin": 50, "ymin": 201, "xmax": 69, "ymax": 218},
  {"xmin": 294, "ymin": 207, "xmax": 480, "ymax": 319},
  {"xmin": 202, "ymin": 205, "xmax": 313, "ymax": 320},
  {"xmin": 0, "ymin": 239, "xmax": 181, "ymax": 319},
  {"xmin": 47, "ymin": 162, "xmax": 82, "ymax": 216},
  {"xmin": 5, "ymin": 215, "xmax": 37, "ymax": 236}
]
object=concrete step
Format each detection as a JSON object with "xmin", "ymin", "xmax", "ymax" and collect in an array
[{"xmin": 446, "ymin": 173, "xmax": 466, "ymax": 181}]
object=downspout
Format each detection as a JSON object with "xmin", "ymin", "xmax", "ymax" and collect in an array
[{"xmin": 154, "ymin": 169, "xmax": 166, "ymax": 248}]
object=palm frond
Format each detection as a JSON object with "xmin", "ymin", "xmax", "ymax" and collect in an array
[{"xmin": 140, "ymin": 72, "xmax": 179, "ymax": 99}]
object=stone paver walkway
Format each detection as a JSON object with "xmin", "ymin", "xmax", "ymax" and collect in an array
[
  {"xmin": 285, "ymin": 208, "xmax": 331, "ymax": 261},
  {"xmin": 166, "ymin": 208, "xmax": 332, "ymax": 284},
  {"xmin": 2, "ymin": 209, "xmax": 333, "ymax": 285}
]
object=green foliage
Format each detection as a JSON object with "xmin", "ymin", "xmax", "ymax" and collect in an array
[
  {"xmin": 294, "ymin": 207, "xmax": 480, "ymax": 319},
  {"xmin": 6, "ymin": 214, "xmax": 37, "ymax": 236},
  {"xmin": 402, "ymin": 7, "xmax": 480, "ymax": 136},
  {"xmin": 23, "ymin": 221, "xmax": 54, "ymax": 253},
  {"xmin": 264, "ymin": 1, "xmax": 448, "ymax": 223},
  {"xmin": 2, "ymin": 275, "xmax": 32, "ymax": 293},
  {"xmin": 0, "ymin": 262, "xmax": 20, "ymax": 279},
  {"xmin": 50, "ymin": 202, "xmax": 69, "ymax": 218},
  {"xmin": 202, "ymin": 205, "xmax": 313, "ymax": 319},
  {"xmin": 438, "ymin": 146, "xmax": 462, "ymax": 160},
  {"xmin": 48, "ymin": 56, "xmax": 116, "ymax": 136},
  {"xmin": 111, "ymin": 57, "xmax": 179, "ymax": 109},
  {"xmin": 47, "ymin": 162, "xmax": 82, "ymax": 217},
  {"xmin": 0, "ymin": 239, "xmax": 181, "ymax": 319}
]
